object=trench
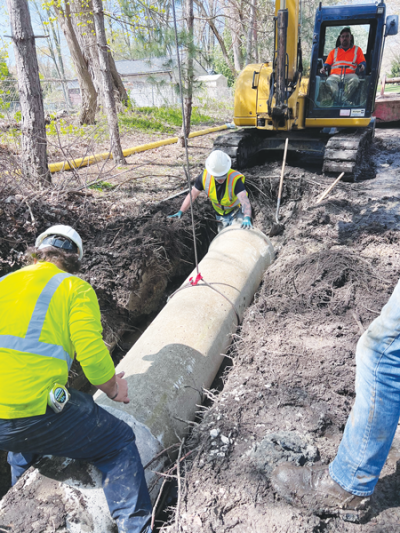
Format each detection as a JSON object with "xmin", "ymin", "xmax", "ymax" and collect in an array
[
  {"xmin": 0, "ymin": 154, "xmax": 302, "ymax": 525},
  {"xmin": 0, "ymin": 224, "xmax": 274, "ymax": 533},
  {"xmin": 0, "ymin": 218, "xmax": 215, "ymax": 502}
]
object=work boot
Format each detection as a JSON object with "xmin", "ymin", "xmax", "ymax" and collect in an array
[{"xmin": 271, "ymin": 463, "xmax": 371, "ymax": 523}]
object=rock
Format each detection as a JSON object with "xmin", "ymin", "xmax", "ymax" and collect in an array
[
  {"xmin": 210, "ymin": 428, "xmax": 220, "ymax": 438},
  {"xmin": 249, "ymin": 431, "xmax": 319, "ymax": 478}
]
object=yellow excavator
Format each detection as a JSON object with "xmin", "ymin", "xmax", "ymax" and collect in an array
[{"xmin": 214, "ymin": 0, "xmax": 398, "ymax": 180}]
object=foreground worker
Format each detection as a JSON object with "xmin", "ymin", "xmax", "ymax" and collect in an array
[
  {"xmin": 319, "ymin": 27, "xmax": 366, "ymax": 105},
  {"xmin": 168, "ymin": 150, "xmax": 253, "ymax": 229},
  {"xmin": 0, "ymin": 225, "xmax": 152, "ymax": 533},
  {"xmin": 271, "ymin": 279, "xmax": 400, "ymax": 523}
]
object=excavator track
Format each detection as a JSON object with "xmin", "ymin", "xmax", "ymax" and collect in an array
[
  {"xmin": 322, "ymin": 127, "xmax": 375, "ymax": 181},
  {"xmin": 213, "ymin": 129, "xmax": 327, "ymax": 170},
  {"xmin": 214, "ymin": 127, "xmax": 375, "ymax": 181}
]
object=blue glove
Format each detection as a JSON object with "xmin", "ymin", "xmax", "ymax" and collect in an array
[
  {"xmin": 168, "ymin": 210, "xmax": 183, "ymax": 219},
  {"xmin": 241, "ymin": 216, "xmax": 253, "ymax": 229}
]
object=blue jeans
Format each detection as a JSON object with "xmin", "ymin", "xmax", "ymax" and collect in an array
[
  {"xmin": 216, "ymin": 207, "xmax": 244, "ymax": 228},
  {"xmin": 330, "ymin": 279, "xmax": 400, "ymax": 496},
  {"xmin": 0, "ymin": 389, "xmax": 152, "ymax": 533}
]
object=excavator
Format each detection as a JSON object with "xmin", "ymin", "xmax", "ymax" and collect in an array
[{"xmin": 214, "ymin": 0, "xmax": 398, "ymax": 180}]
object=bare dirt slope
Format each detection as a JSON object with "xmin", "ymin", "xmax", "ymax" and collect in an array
[{"xmin": 164, "ymin": 126, "xmax": 400, "ymax": 533}]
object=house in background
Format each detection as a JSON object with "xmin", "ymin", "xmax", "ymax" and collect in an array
[
  {"xmin": 115, "ymin": 55, "xmax": 231, "ymax": 107},
  {"xmin": 50, "ymin": 55, "xmax": 231, "ymax": 111}
]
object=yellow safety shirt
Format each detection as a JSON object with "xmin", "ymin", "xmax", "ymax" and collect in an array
[
  {"xmin": 0, "ymin": 261, "xmax": 115, "ymax": 419},
  {"xmin": 202, "ymin": 168, "xmax": 246, "ymax": 215}
]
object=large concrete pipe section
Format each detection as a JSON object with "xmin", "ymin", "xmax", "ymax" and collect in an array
[{"xmin": 0, "ymin": 227, "xmax": 274, "ymax": 532}]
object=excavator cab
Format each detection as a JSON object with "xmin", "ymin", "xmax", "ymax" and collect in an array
[
  {"xmin": 214, "ymin": 0, "xmax": 398, "ymax": 179},
  {"xmin": 307, "ymin": 3, "xmax": 389, "ymax": 124}
]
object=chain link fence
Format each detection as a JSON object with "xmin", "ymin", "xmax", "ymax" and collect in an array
[{"xmin": 0, "ymin": 79, "xmax": 76, "ymax": 115}]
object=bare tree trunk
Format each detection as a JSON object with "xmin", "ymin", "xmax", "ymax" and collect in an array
[
  {"xmin": 50, "ymin": 19, "xmax": 72, "ymax": 109},
  {"xmin": 31, "ymin": 0, "xmax": 71, "ymax": 109},
  {"xmin": 6, "ymin": 0, "xmax": 50, "ymax": 183},
  {"xmin": 53, "ymin": 2, "xmax": 97, "ymax": 125},
  {"xmin": 109, "ymin": 55, "xmax": 128, "ymax": 106},
  {"xmin": 92, "ymin": 0, "xmax": 126, "ymax": 164},
  {"xmin": 246, "ymin": 0, "xmax": 256, "ymax": 63},
  {"xmin": 180, "ymin": 0, "xmax": 194, "ymax": 147},
  {"xmin": 225, "ymin": 0, "xmax": 243, "ymax": 71},
  {"xmin": 254, "ymin": 0, "xmax": 259, "ymax": 63},
  {"xmin": 194, "ymin": 0, "xmax": 237, "ymax": 78},
  {"xmin": 71, "ymin": 0, "xmax": 128, "ymax": 107}
]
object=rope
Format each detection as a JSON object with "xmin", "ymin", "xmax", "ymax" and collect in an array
[
  {"xmin": 171, "ymin": 0, "xmax": 199, "ymax": 275},
  {"xmin": 167, "ymin": 276, "xmax": 240, "ymax": 324},
  {"xmin": 171, "ymin": 1, "xmax": 240, "ymax": 324}
]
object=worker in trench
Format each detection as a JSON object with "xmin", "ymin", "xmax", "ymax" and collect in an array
[
  {"xmin": 0, "ymin": 225, "xmax": 152, "ymax": 533},
  {"xmin": 271, "ymin": 278, "xmax": 400, "ymax": 523},
  {"xmin": 319, "ymin": 27, "xmax": 366, "ymax": 106},
  {"xmin": 168, "ymin": 150, "xmax": 253, "ymax": 229}
]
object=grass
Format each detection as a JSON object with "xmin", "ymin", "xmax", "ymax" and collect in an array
[
  {"xmin": 377, "ymin": 84, "xmax": 400, "ymax": 94},
  {"xmin": 88, "ymin": 180, "xmax": 114, "ymax": 191},
  {"xmin": 118, "ymin": 105, "xmax": 213, "ymax": 134}
]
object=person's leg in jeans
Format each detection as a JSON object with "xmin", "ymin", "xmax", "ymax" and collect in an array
[
  {"xmin": 330, "ymin": 279, "xmax": 400, "ymax": 496},
  {"xmin": 0, "ymin": 389, "xmax": 152, "ymax": 533},
  {"xmin": 215, "ymin": 208, "xmax": 243, "ymax": 231},
  {"xmin": 7, "ymin": 452, "xmax": 41, "ymax": 486}
]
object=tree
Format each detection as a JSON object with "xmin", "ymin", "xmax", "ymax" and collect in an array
[
  {"xmin": 391, "ymin": 55, "xmax": 400, "ymax": 78},
  {"xmin": 70, "ymin": 0, "xmax": 128, "ymax": 107},
  {"xmin": 180, "ymin": 0, "xmax": 194, "ymax": 147},
  {"xmin": 51, "ymin": 0, "xmax": 98, "ymax": 124},
  {"xmin": 31, "ymin": 0, "xmax": 71, "ymax": 108},
  {"xmin": 6, "ymin": 0, "xmax": 50, "ymax": 183},
  {"xmin": 92, "ymin": 0, "xmax": 126, "ymax": 164}
]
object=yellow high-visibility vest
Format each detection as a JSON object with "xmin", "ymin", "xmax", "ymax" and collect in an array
[
  {"xmin": 202, "ymin": 168, "xmax": 247, "ymax": 215},
  {"xmin": 0, "ymin": 261, "xmax": 115, "ymax": 419}
]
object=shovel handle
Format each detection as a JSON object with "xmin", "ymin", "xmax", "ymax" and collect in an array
[{"xmin": 276, "ymin": 138, "xmax": 289, "ymax": 223}]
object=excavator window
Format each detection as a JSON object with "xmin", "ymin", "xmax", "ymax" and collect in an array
[{"xmin": 314, "ymin": 22, "xmax": 377, "ymax": 110}]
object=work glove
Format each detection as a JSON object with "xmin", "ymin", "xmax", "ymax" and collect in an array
[
  {"xmin": 241, "ymin": 216, "xmax": 253, "ymax": 229},
  {"xmin": 168, "ymin": 210, "xmax": 183, "ymax": 219}
]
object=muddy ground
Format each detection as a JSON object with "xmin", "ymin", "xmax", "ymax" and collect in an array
[{"xmin": 1, "ymin": 124, "xmax": 400, "ymax": 532}]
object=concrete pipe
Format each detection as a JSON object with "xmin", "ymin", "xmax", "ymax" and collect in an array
[{"xmin": 0, "ymin": 226, "xmax": 274, "ymax": 532}]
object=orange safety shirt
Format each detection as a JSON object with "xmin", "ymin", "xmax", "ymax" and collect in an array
[{"xmin": 325, "ymin": 46, "xmax": 366, "ymax": 75}]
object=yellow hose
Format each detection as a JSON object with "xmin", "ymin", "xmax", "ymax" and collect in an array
[{"xmin": 48, "ymin": 124, "xmax": 229, "ymax": 173}]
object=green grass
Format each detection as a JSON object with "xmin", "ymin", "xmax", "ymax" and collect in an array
[
  {"xmin": 377, "ymin": 84, "xmax": 400, "ymax": 94},
  {"xmin": 88, "ymin": 181, "xmax": 114, "ymax": 191},
  {"xmin": 118, "ymin": 105, "xmax": 213, "ymax": 134}
]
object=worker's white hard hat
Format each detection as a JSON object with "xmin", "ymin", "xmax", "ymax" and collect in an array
[
  {"xmin": 35, "ymin": 225, "xmax": 83, "ymax": 260},
  {"xmin": 205, "ymin": 150, "xmax": 231, "ymax": 177}
]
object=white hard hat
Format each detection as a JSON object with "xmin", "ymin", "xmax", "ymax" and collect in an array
[
  {"xmin": 205, "ymin": 150, "xmax": 231, "ymax": 177},
  {"xmin": 35, "ymin": 225, "xmax": 83, "ymax": 260}
]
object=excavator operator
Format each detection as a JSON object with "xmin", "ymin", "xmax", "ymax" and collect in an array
[
  {"xmin": 319, "ymin": 27, "xmax": 366, "ymax": 106},
  {"xmin": 168, "ymin": 150, "xmax": 253, "ymax": 230}
]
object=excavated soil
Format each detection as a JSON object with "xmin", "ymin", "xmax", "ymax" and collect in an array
[
  {"xmin": 1, "ymin": 125, "xmax": 400, "ymax": 533},
  {"xmin": 160, "ymin": 126, "xmax": 400, "ymax": 533}
]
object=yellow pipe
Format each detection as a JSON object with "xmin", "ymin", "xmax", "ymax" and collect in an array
[{"xmin": 48, "ymin": 124, "xmax": 229, "ymax": 173}]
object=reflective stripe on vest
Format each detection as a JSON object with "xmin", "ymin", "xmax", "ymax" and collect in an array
[
  {"xmin": 332, "ymin": 46, "xmax": 359, "ymax": 73},
  {"xmin": 0, "ymin": 272, "xmax": 74, "ymax": 369},
  {"xmin": 203, "ymin": 170, "xmax": 244, "ymax": 211}
]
